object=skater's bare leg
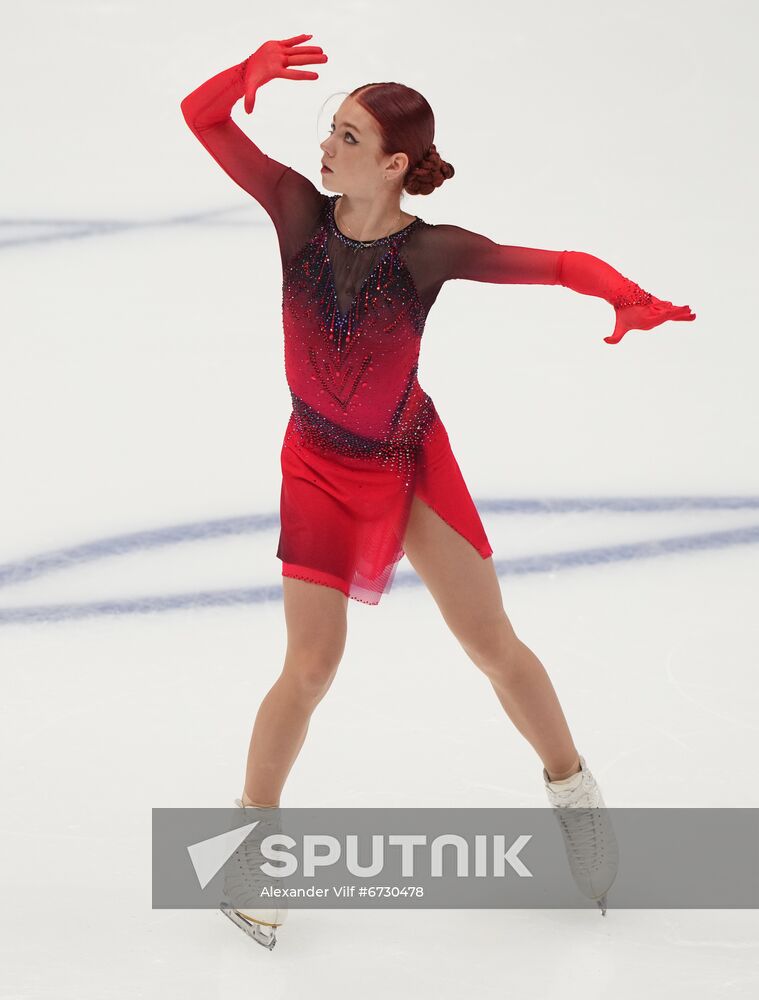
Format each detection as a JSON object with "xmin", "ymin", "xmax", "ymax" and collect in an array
[
  {"xmin": 242, "ymin": 576, "xmax": 348, "ymax": 806},
  {"xmin": 402, "ymin": 495, "xmax": 581, "ymax": 782}
]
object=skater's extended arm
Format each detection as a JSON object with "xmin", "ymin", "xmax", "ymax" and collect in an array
[
  {"xmin": 180, "ymin": 34, "xmax": 328, "ymax": 263},
  {"xmin": 432, "ymin": 224, "xmax": 696, "ymax": 344},
  {"xmin": 180, "ymin": 59, "xmax": 290, "ymax": 212}
]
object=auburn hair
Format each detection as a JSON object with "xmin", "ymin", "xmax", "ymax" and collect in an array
[{"xmin": 348, "ymin": 82, "xmax": 455, "ymax": 196}]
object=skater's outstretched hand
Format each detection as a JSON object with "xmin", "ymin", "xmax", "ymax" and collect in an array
[
  {"xmin": 606, "ymin": 296, "xmax": 696, "ymax": 345},
  {"xmin": 243, "ymin": 34, "xmax": 328, "ymax": 114}
]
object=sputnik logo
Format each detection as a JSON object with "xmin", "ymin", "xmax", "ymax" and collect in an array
[{"xmin": 186, "ymin": 820, "xmax": 261, "ymax": 889}]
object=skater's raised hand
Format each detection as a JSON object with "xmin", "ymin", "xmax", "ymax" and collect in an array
[
  {"xmin": 606, "ymin": 295, "xmax": 696, "ymax": 345},
  {"xmin": 243, "ymin": 34, "xmax": 328, "ymax": 114}
]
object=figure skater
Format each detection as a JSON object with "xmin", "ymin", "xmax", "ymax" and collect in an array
[{"xmin": 180, "ymin": 33, "xmax": 695, "ymax": 948}]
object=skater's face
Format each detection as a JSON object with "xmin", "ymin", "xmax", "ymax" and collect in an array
[{"xmin": 320, "ymin": 96, "xmax": 409, "ymax": 196}]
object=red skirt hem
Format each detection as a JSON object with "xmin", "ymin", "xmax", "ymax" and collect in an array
[
  {"xmin": 276, "ymin": 411, "xmax": 492, "ymax": 606},
  {"xmin": 281, "ymin": 562, "xmax": 354, "ymax": 601}
]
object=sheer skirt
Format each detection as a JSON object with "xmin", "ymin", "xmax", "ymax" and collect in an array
[{"xmin": 276, "ymin": 411, "xmax": 493, "ymax": 605}]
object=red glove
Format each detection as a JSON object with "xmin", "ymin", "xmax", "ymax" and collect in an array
[
  {"xmin": 179, "ymin": 34, "xmax": 329, "ymax": 219},
  {"xmin": 558, "ymin": 251, "xmax": 696, "ymax": 345},
  {"xmin": 242, "ymin": 33, "xmax": 328, "ymax": 114},
  {"xmin": 606, "ymin": 291, "xmax": 696, "ymax": 345}
]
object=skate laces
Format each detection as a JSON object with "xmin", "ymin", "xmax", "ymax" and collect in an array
[
  {"xmin": 548, "ymin": 772, "xmax": 609, "ymax": 875},
  {"xmin": 555, "ymin": 808, "xmax": 608, "ymax": 873},
  {"xmin": 234, "ymin": 811, "xmax": 285, "ymax": 888}
]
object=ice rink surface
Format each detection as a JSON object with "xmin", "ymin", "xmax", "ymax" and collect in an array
[{"xmin": 1, "ymin": 1, "xmax": 757, "ymax": 996}]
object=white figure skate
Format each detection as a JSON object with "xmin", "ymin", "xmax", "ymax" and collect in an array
[
  {"xmin": 218, "ymin": 798, "xmax": 289, "ymax": 949},
  {"xmin": 543, "ymin": 755, "xmax": 619, "ymax": 916}
]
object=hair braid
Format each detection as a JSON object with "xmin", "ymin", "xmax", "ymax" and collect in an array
[{"xmin": 404, "ymin": 143, "xmax": 455, "ymax": 196}]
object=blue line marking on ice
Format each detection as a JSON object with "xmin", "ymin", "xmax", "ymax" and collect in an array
[
  {"xmin": 0, "ymin": 497, "xmax": 757, "ymax": 625},
  {"xmin": 0, "ymin": 209, "xmax": 266, "ymax": 250}
]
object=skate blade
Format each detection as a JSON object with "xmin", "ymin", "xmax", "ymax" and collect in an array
[
  {"xmin": 596, "ymin": 894, "xmax": 608, "ymax": 917},
  {"xmin": 219, "ymin": 902, "xmax": 278, "ymax": 949}
]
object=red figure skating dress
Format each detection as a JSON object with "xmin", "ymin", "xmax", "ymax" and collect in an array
[{"xmin": 181, "ymin": 58, "xmax": 656, "ymax": 605}]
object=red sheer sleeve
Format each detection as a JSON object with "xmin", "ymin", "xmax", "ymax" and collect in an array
[
  {"xmin": 423, "ymin": 224, "xmax": 652, "ymax": 308},
  {"xmin": 430, "ymin": 224, "xmax": 563, "ymax": 285},
  {"xmin": 180, "ymin": 58, "xmax": 326, "ymax": 267}
]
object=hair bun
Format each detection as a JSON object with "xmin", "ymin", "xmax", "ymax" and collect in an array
[{"xmin": 405, "ymin": 143, "xmax": 455, "ymax": 196}]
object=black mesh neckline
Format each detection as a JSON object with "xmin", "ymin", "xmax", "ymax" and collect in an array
[{"xmin": 328, "ymin": 195, "xmax": 422, "ymax": 247}]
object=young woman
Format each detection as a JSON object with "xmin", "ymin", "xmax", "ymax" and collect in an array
[{"xmin": 181, "ymin": 34, "xmax": 695, "ymax": 947}]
